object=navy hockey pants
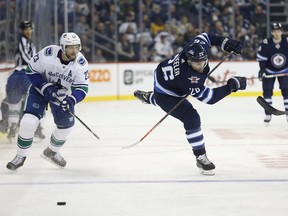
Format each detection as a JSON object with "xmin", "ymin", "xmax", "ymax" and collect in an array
[
  {"xmin": 153, "ymin": 90, "xmax": 201, "ymax": 131},
  {"xmin": 6, "ymin": 70, "xmax": 31, "ymax": 104},
  {"xmin": 24, "ymin": 87, "xmax": 75, "ymax": 128}
]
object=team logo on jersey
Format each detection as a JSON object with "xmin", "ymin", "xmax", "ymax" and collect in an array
[
  {"xmin": 44, "ymin": 47, "xmax": 53, "ymax": 56},
  {"xmin": 271, "ymin": 53, "xmax": 286, "ymax": 68},
  {"xmin": 78, "ymin": 57, "xmax": 86, "ymax": 66},
  {"xmin": 188, "ymin": 76, "xmax": 200, "ymax": 84}
]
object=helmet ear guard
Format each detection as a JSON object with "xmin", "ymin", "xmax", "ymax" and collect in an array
[
  {"xmin": 185, "ymin": 43, "xmax": 208, "ymax": 62},
  {"xmin": 60, "ymin": 32, "xmax": 82, "ymax": 52}
]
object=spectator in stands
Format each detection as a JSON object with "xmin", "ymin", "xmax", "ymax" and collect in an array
[
  {"xmin": 119, "ymin": 10, "xmax": 138, "ymax": 35},
  {"xmin": 116, "ymin": 33, "xmax": 135, "ymax": 62},
  {"xmin": 92, "ymin": 48, "xmax": 107, "ymax": 63},
  {"xmin": 74, "ymin": 15, "xmax": 90, "ymax": 35},
  {"xmin": 150, "ymin": 4, "xmax": 166, "ymax": 37},
  {"xmin": 153, "ymin": 31, "xmax": 173, "ymax": 61}
]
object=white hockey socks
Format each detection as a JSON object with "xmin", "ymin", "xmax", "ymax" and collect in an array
[
  {"xmin": 49, "ymin": 127, "xmax": 72, "ymax": 153},
  {"xmin": 17, "ymin": 113, "xmax": 40, "ymax": 157}
]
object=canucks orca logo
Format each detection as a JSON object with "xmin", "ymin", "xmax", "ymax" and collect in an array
[{"xmin": 271, "ymin": 53, "xmax": 286, "ymax": 68}]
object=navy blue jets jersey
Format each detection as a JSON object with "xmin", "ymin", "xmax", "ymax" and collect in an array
[
  {"xmin": 154, "ymin": 33, "xmax": 232, "ymax": 104},
  {"xmin": 257, "ymin": 37, "xmax": 288, "ymax": 75}
]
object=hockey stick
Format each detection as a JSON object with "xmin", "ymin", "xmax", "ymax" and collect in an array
[
  {"xmin": 256, "ymin": 96, "xmax": 288, "ymax": 116},
  {"xmin": 122, "ymin": 52, "xmax": 233, "ymax": 149},
  {"xmin": 54, "ymin": 98, "xmax": 100, "ymax": 140},
  {"xmin": 264, "ymin": 73, "xmax": 288, "ymax": 78}
]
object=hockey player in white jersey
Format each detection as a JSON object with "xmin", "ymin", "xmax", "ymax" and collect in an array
[{"xmin": 6, "ymin": 32, "xmax": 89, "ymax": 171}]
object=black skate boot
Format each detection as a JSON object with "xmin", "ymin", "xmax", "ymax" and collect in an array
[
  {"xmin": 6, "ymin": 155, "xmax": 26, "ymax": 171},
  {"xmin": 134, "ymin": 90, "xmax": 152, "ymax": 104},
  {"xmin": 41, "ymin": 147, "xmax": 66, "ymax": 168},
  {"xmin": 196, "ymin": 154, "xmax": 215, "ymax": 176},
  {"xmin": 35, "ymin": 126, "xmax": 46, "ymax": 139}
]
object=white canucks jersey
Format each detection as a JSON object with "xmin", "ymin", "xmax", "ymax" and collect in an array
[{"xmin": 26, "ymin": 45, "xmax": 89, "ymax": 102}]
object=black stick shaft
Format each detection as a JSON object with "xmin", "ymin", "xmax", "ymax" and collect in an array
[{"xmin": 55, "ymin": 98, "xmax": 100, "ymax": 140}]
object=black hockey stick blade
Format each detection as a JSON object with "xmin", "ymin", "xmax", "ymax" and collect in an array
[{"xmin": 256, "ymin": 96, "xmax": 288, "ymax": 116}]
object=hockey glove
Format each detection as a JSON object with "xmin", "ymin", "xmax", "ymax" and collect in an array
[
  {"xmin": 60, "ymin": 96, "xmax": 76, "ymax": 112},
  {"xmin": 258, "ymin": 69, "xmax": 265, "ymax": 81},
  {"xmin": 227, "ymin": 76, "xmax": 247, "ymax": 92},
  {"xmin": 42, "ymin": 83, "xmax": 59, "ymax": 102},
  {"xmin": 221, "ymin": 38, "xmax": 244, "ymax": 55}
]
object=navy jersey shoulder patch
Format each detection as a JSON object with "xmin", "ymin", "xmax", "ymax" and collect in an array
[
  {"xmin": 44, "ymin": 47, "xmax": 53, "ymax": 56},
  {"xmin": 78, "ymin": 57, "xmax": 86, "ymax": 66}
]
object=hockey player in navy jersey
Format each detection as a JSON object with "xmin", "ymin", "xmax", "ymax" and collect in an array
[
  {"xmin": 0, "ymin": 21, "xmax": 45, "ymax": 141},
  {"xmin": 134, "ymin": 33, "xmax": 246, "ymax": 175},
  {"xmin": 257, "ymin": 23, "xmax": 288, "ymax": 124},
  {"xmin": 6, "ymin": 32, "xmax": 89, "ymax": 171}
]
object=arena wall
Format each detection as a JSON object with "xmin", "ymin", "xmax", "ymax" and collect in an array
[{"xmin": 0, "ymin": 61, "xmax": 282, "ymax": 102}]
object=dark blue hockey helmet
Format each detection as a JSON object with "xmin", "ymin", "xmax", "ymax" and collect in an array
[
  {"xmin": 20, "ymin": 21, "xmax": 33, "ymax": 30},
  {"xmin": 185, "ymin": 43, "xmax": 207, "ymax": 62},
  {"xmin": 271, "ymin": 23, "xmax": 283, "ymax": 31}
]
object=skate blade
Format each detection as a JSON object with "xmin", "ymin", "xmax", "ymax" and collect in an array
[
  {"xmin": 40, "ymin": 154, "xmax": 64, "ymax": 169},
  {"xmin": 199, "ymin": 168, "xmax": 215, "ymax": 176},
  {"xmin": 6, "ymin": 169, "xmax": 18, "ymax": 174}
]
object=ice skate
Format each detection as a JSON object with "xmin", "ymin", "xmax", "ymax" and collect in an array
[
  {"xmin": 41, "ymin": 147, "xmax": 66, "ymax": 168},
  {"xmin": 196, "ymin": 154, "xmax": 215, "ymax": 176},
  {"xmin": 6, "ymin": 155, "xmax": 26, "ymax": 171},
  {"xmin": 134, "ymin": 90, "xmax": 152, "ymax": 104},
  {"xmin": 264, "ymin": 114, "xmax": 271, "ymax": 126}
]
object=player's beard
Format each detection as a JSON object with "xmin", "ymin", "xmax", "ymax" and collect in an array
[{"xmin": 65, "ymin": 52, "xmax": 77, "ymax": 60}]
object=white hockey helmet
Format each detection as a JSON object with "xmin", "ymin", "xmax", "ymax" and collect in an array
[{"xmin": 60, "ymin": 32, "xmax": 82, "ymax": 52}]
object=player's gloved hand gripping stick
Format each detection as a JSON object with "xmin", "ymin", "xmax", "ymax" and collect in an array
[{"xmin": 122, "ymin": 52, "xmax": 233, "ymax": 149}]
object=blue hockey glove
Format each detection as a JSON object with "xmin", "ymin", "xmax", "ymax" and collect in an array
[
  {"xmin": 227, "ymin": 76, "xmax": 247, "ymax": 92},
  {"xmin": 258, "ymin": 69, "xmax": 265, "ymax": 81},
  {"xmin": 42, "ymin": 83, "xmax": 59, "ymax": 102},
  {"xmin": 221, "ymin": 38, "xmax": 244, "ymax": 55},
  {"xmin": 60, "ymin": 96, "xmax": 75, "ymax": 112}
]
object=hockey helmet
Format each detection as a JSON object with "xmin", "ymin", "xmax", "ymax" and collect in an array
[
  {"xmin": 60, "ymin": 32, "xmax": 82, "ymax": 52},
  {"xmin": 271, "ymin": 23, "xmax": 283, "ymax": 31},
  {"xmin": 185, "ymin": 43, "xmax": 207, "ymax": 62},
  {"xmin": 20, "ymin": 21, "xmax": 33, "ymax": 30}
]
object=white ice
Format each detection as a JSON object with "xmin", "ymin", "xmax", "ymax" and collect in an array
[{"xmin": 0, "ymin": 96, "xmax": 288, "ymax": 216}]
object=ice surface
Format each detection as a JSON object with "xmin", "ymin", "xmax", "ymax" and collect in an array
[{"xmin": 0, "ymin": 96, "xmax": 288, "ymax": 216}]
